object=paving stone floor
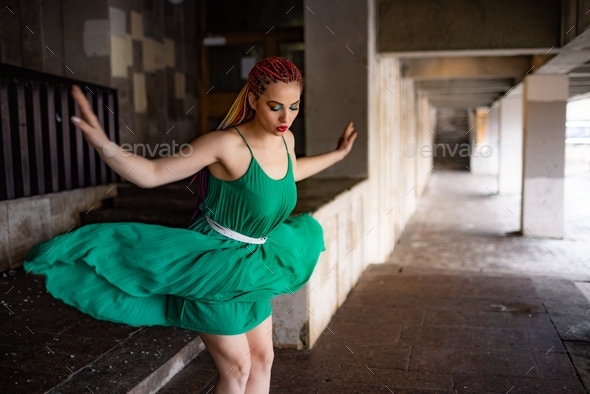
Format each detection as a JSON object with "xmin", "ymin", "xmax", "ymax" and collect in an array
[
  {"xmin": 161, "ymin": 168, "xmax": 590, "ymax": 393},
  {"xmin": 162, "ymin": 266, "xmax": 588, "ymax": 393},
  {"xmin": 388, "ymin": 168, "xmax": 590, "ymax": 280}
]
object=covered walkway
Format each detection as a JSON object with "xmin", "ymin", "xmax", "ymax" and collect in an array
[{"xmin": 3, "ymin": 170, "xmax": 588, "ymax": 393}]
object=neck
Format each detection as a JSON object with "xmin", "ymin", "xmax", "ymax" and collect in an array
[{"xmin": 241, "ymin": 118, "xmax": 282, "ymax": 147}]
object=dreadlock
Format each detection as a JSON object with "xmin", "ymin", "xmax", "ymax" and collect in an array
[{"xmin": 187, "ymin": 56, "xmax": 303, "ymax": 226}]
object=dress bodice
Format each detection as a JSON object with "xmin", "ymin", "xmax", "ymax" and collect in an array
[{"xmin": 198, "ymin": 126, "xmax": 297, "ymax": 238}]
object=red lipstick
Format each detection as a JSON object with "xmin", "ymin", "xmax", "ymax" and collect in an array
[{"xmin": 277, "ymin": 125, "xmax": 288, "ymax": 132}]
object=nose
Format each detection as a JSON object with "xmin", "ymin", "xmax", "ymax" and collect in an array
[
  {"xmin": 279, "ymin": 109, "xmax": 290, "ymax": 123},
  {"xmin": 279, "ymin": 110, "xmax": 291, "ymax": 124}
]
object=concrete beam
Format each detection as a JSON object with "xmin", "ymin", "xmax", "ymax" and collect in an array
[
  {"xmin": 429, "ymin": 99, "xmax": 498, "ymax": 107},
  {"xmin": 402, "ymin": 56, "xmax": 533, "ymax": 80},
  {"xmin": 379, "ymin": 0, "xmax": 560, "ymax": 54},
  {"xmin": 569, "ymin": 64, "xmax": 590, "ymax": 74},
  {"xmin": 427, "ymin": 92, "xmax": 501, "ymax": 101},
  {"xmin": 537, "ymin": 27, "xmax": 590, "ymax": 75},
  {"xmin": 416, "ymin": 78, "xmax": 513, "ymax": 94}
]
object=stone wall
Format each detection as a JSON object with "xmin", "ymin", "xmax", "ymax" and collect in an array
[
  {"xmin": 0, "ymin": 0, "xmax": 199, "ymax": 271},
  {"xmin": 0, "ymin": 185, "xmax": 117, "ymax": 271},
  {"xmin": 0, "ymin": 0, "xmax": 198, "ymax": 147}
]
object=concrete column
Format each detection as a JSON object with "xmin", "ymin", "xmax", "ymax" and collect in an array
[
  {"xmin": 304, "ymin": 0, "xmax": 368, "ymax": 178},
  {"xmin": 521, "ymin": 75, "xmax": 568, "ymax": 238},
  {"xmin": 498, "ymin": 94, "xmax": 523, "ymax": 195},
  {"xmin": 471, "ymin": 107, "xmax": 499, "ymax": 175}
]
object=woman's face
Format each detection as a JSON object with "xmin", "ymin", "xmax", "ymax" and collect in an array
[{"xmin": 248, "ymin": 81, "xmax": 301, "ymax": 136}]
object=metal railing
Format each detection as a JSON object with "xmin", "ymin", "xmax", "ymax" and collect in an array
[{"xmin": 0, "ymin": 63, "xmax": 119, "ymax": 201}]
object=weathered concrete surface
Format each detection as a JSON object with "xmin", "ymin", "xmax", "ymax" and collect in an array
[
  {"xmin": 521, "ymin": 75, "xmax": 568, "ymax": 239},
  {"xmin": 304, "ymin": 0, "xmax": 369, "ymax": 178},
  {"xmin": 379, "ymin": 0, "xmax": 560, "ymax": 53},
  {"xmin": 498, "ymin": 94, "xmax": 524, "ymax": 195},
  {"xmin": 403, "ymin": 56, "xmax": 534, "ymax": 80}
]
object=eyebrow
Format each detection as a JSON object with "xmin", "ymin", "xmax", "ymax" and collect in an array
[{"xmin": 267, "ymin": 100, "xmax": 301, "ymax": 106}]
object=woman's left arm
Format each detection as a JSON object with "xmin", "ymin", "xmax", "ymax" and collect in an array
[{"xmin": 291, "ymin": 121, "xmax": 357, "ymax": 182}]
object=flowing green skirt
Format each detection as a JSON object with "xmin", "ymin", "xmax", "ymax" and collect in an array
[{"xmin": 23, "ymin": 213, "xmax": 326, "ymax": 335}]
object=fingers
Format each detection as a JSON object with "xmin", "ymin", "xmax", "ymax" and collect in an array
[
  {"xmin": 347, "ymin": 122, "xmax": 356, "ymax": 136},
  {"xmin": 71, "ymin": 85, "xmax": 100, "ymax": 128},
  {"xmin": 347, "ymin": 121, "xmax": 355, "ymax": 134},
  {"xmin": 71, "ymin": 116, "xmax": 94, "ymax": 135}
]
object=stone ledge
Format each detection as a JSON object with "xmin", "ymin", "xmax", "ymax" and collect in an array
[
  {"xmin": 0, "ymin": 267, "xmax": 204, "ymax": 394},
  {"xmin": 49, "ymin": 327, "xmax": 204, "ymax": 394},
  {"xmin": 293, "ymin": 177, "xmax": 366, "ymax": 215}
]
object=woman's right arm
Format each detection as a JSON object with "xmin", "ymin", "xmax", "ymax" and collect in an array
[{"xmin": 70, "ymin": 85, "xmax": 223, "ymax": 189}]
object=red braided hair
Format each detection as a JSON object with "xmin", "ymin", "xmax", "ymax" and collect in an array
[{"xmin": 187, "ymin": 57, "xmax": 303, "ymax": 226}]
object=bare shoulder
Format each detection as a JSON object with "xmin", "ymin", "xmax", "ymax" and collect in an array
[
  {"xmin": 215, "ymin": 128, "xmax": 244, "ymax": 156},
  {"xmin": 190, "ymin": 128, "xmax": 240, "ymax": 158},
  {"xmin": 203, "ymin": 128, "xmax": 249, "ymax": 180},
  {"xmin": 197, "ymin": 128, "xmax": 237, "ymax": 145}
]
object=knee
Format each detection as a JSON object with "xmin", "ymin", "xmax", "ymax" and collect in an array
[
  {"xmin": 235, "ymin": 357, "xmax": 252, "ymax": 382},
  {"xmin": 224, "ymin": 357, "xmax": 251, "ymax": 386},
  {"xmin": 250, "ymin": 347, "xmax": 274, "ymax": 371}
]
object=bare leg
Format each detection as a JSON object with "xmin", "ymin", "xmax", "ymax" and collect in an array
[
  {"xmin": 244, "ymin": 314, "xmax": 274, "ymax": 394},
  {"xmin": 198, "ymin": 331, "xmax": 251, "ymax": 394}
]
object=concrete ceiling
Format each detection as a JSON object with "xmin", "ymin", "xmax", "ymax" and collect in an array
[
  {"xmin": 415, "ymin": 78, "xmax": 514, "ymax": 108},
  {"xmin": 402, "ymin": 56, "xmax": 529, "ymax": 108},
  {"xmin": 404, "ymin": 52, "xmax": 590, "ymax": 108},
  {"xmin": 567, "ymin": 62, "xmax": 590, "ymax": 100},
  {"xmin": 380, "ymin": 0, "xmax": 590, "ymax": 108}
]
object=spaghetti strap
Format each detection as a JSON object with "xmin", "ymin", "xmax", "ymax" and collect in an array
[
  {"xmin": 233, "ymin": 126, "xmax": 253, "ymax": 157},
  {"xmin": 281, "ymin": 135, "xmax": 288, "ymax": 154}
]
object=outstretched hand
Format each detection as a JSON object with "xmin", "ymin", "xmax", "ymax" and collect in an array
[
  {"xmin": 336, "ymin": 121, "xmax": 357, "ymax": 157},
  {"xmin": 70, "ymin": 85, "xmax": 108, "ymax": 147}
]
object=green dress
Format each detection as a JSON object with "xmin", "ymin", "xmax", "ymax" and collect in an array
[{"xmin": 22, "ymin": 126, "xmax": 326, "ymax": 335}]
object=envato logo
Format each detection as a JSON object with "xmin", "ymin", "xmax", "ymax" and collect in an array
[
  {"xmin": 403, "ymin": 141, "xmax": 493, "ymax": 158},
  {"xmin": 103, "ymin": 141, "xmax": 193, "ymax": 158}
]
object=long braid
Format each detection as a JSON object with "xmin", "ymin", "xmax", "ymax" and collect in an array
[{"xmin": 187, "ymin": 57, "xmax": 303, "ymax": 227}]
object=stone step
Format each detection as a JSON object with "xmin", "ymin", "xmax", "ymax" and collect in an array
[
  {"xmin": 155, "ymin": 348, "xmax": 218, "ymax": 393},
  {"xmin": 47, "ymin": 326, "xmax": 206, "ymax": 394},
  {"xmin": 2, "ymin": 266, "xmax": 207, "ymax": 394}
]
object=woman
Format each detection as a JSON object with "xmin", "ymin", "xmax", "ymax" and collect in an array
[{"xmin": 23, "ymin": 57, "xmax": 357, "ymax": 394}]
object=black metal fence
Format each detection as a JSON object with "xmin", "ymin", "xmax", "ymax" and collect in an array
[{"xmin": 0, "ymin": 63, "xmax": 119, "ymax": 201}]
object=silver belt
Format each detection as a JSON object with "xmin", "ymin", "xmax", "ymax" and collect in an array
[{"xmin": 205, "ymin": 215, "xmax": 268, "ymax": 244}]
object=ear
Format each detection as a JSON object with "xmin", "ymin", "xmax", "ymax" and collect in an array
[{"xmin": 247, "ymin": 92, "xmax": 256, "ymax": 110}]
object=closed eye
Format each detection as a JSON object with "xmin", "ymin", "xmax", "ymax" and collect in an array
[
  {"xmin": 268, "ymin": 100, "xmax": 301, "ymax": 112},
  {"xmin": 270, "ymin": 106, "xmax": 299, "ymax": 112}
]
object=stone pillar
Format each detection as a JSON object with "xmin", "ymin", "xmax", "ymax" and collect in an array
[
  {"xmin": 498, "ymin": 94, "xmax": 523, "ymax": 195},
  {"xmin": 303, "ymin": 0, "xmax": 368, "ymax": 178},
  {"xmin": 521, "ymin": 75, "xmax": 568, "ymax": 238},
  {"xmin": 471, "ymin": 107, "xmax": 498, "ymax": 175}
]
